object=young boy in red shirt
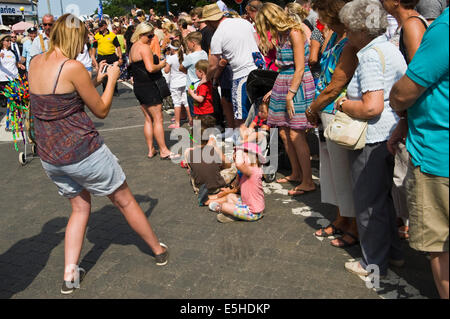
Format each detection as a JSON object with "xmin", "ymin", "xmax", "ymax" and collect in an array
[{"xmin": 187, "ymin": 60, "xmax": 215, "ymax": 117}]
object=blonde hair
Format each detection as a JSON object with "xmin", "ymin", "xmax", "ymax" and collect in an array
[
  {"xmin": 255, "ymin": 2, "xmax": 304, "ymax": 56},
  {"xmin": 46, "ymin": 14, "xmax": 87, "ymax": 60},
  {"xmin": 185, "ymin": 31, "xmax": 202, "ymax": 45},
  {"xmin": 285, "ymin": 2, "xmax": 308, "ymax": 23},
  {"xmin": 195, "ymin": 59, "xmax": 209, "ymax": 74},
  {"xmin": 131, "ymin": 22, "xmax": 154, "ymax": 43},
  {"xmin": 162, "ymin": 21, "xmax": 177, "ymax": 33}
]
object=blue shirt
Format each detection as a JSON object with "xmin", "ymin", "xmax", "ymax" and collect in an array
[
  {"xmin": 347, "ymin": 35, "xmax": 407, "ymax": 144},
  {"xmin": 182, "ymin": 50, "xmax": 208, "ymax": 89},
  {"xmin": 22, "ymin": 39, "xmax": 33, "ymax": 70},
  {"xmin": 406, "ymin": 8, "xmax": 449, "ymax": 178},
  {"xmin": 315, "ymin": 33, "xmax": 348, "ymax": 114}
]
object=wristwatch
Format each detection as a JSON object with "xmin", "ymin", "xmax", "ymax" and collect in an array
[{"xmin": 338, "ymin": 98, "xmax": 347, "ymax": 112}]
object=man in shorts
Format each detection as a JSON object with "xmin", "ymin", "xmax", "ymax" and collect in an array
[
  {"xmin": 390, "ymin": 7, "xmax": 449, "ymax": 299},
  {"xmin": 202, "ymin": 3, "xmax": 260, "ymax": 127}
]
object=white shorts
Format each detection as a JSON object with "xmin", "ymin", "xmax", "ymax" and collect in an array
[{"xmin": 170, "ymin": 87, "xmax": 188, "ymax": 107}]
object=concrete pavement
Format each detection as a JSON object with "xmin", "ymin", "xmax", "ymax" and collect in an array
[{"xmin": 0, "ymin": 83, "xmax": 439, "ymax": 299}]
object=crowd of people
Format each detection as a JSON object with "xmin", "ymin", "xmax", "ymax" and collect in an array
[{"xmin": 2, "ymin": 0, "xmax": 446, "ymax": 298}]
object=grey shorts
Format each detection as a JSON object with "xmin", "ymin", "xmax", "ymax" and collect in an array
[{"xmin": 41, "ymin": 144, "xmax": 126, "ymax": 198}]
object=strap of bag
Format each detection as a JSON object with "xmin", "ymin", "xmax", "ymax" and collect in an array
[
  {"xmin": 39, "ymin": 34, "xmax": 46, "ymax": 53},
  {"xmin": 373, "ymin": 47, "xmax": 385, "ymax": 74}
]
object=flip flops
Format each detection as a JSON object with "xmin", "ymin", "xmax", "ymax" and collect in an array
[
  {"xmin": 330, "ymin": 232, "xmax": 359, "ymax": 248},
  {"xmin": 315, "ymin": 224, "xmax": 343, "ymax": 238}
]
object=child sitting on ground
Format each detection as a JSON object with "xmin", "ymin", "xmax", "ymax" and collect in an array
[
  {"xmin": 208, "ymin": 143, "xmax": 266, "ymax": 223},
  {"xmin": 239, "ymin": 100, "xmax": 270, "ymax": 144},
  {"xmin": 187, "ymin": 60, "xmax": 215, "ymax": 118},
  {"xmin": 185, "ymin": 115, "xmax": 236, "ymax": 197}
]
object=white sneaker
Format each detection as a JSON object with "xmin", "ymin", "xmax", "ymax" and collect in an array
[{"xmin": 345, "ymin": 260, "xmax": 370, "ymax": 277}]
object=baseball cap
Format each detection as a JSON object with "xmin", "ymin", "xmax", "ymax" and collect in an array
[{"xmin": 27, "ymin": 27, "xmax": 38, "ymax": 33}]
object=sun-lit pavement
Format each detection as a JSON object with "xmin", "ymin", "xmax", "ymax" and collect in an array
[{"xmin": 0, "ymin": 83, "xmax": 439, "ymax": 299}]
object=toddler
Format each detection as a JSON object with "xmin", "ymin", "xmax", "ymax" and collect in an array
[
  {"xmin": 209, "ymin": 143, "xmax": 266, "ymax": 223},
  {"xmin": 188, "ymin": 60, "xmax": 215, "ymax": 117}
]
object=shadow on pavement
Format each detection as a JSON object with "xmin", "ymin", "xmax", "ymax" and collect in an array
[
  {"xmin": 295, "ymin": 194, "xmax": 438, "ymax": 299},
  {"xmin": 79, "ymin": 194, "xmax": 159, "ymax": 275},
  {"xmin": 0, "ymin": 217, "xmax": 67, "ymax": 299},
  {"xmin": 0, "ymin": 194, "xmax": 158, "ymax": 299}
]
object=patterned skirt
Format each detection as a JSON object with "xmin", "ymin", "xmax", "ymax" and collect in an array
[{"xmin": 268, "ymin": 67, "xmax": 315, "ymax": 130}]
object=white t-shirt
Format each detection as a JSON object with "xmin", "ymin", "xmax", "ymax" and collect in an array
[
  {"xmin": 0, "ymin": 49, "xmax": 19, "ymax": 82},
  {"xmin": 210, "ymin": 18, "xmax": 259, "ymax": 80},
  {"xmin": 166, "ymin": 53, "xmax": 187, "ymax": 89},
  {"xmin": 76, "ymin": 45, "xmax": 93, "ymax": 70},
  {"xmin": 182, "ymin": 50, "xmax": 208, "ymax": 88}
]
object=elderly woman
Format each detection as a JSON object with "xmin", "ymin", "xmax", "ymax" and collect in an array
[
  {"xmin": 336, "ymin": 0, "xmax": 408, "ymax": 277},
  {"xmin": 305, "ymin": 0, "xmax": 360, "ymax": 248}
]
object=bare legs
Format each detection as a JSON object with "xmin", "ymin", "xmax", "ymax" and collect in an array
[
  {"xmin": 278, "ymin": 127, "xmax": 315, "ymax": 193},
  {"xmin": 141, "ymin": 104, "xmax": 172, "ymax": 158},
  {"xmin": 279, "ymin": 127, "xmax": 302, "ymax": 182},
  {"xmin": 172, "ymin": 105, "xmax": 192, "ymax": 128},
  {"xmin": 221, "ymin": 97, "xmax": 234, "ymax": 129},
  {"xmin": 63, "ymin": 183, "xmax": 165, "ymax": 282},
  {"xmin": 430, "ymin": 252, "xmax": 449, "ymax": 299}
]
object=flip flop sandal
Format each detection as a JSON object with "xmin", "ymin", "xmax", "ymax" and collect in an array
[
  {"xmin": 160, "ymin": 153, "xmax": 181, "ymax": 161},
  {"xmin": 315, "ymin": 224, "xmax": 343, "ymax": 238},
  {"xmin": 288, "ymin": 188, "xmax": 316, "ymax": 196},
  {"xmin": 277, "ymin": 177, "xmax": 301, "ymax": 184},
  {"xmin": 330, "ymin": 232, "xmax": 359, "ymax": 248}
]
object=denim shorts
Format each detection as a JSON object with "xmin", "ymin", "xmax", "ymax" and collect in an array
[{"xmin": 41, "ymin": 144, "xmax": 126, "ymax": 198}]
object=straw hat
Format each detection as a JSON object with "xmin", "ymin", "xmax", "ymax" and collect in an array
[
  {"xmin": 199, "ymin": 3, "xmax": 224, "ymax": 22},
  {"xmin": 0, "ymin": 33, "xmax": 11, "ymax": 43}
]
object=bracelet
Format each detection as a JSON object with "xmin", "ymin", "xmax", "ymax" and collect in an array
[{"xmin": 288, "ymin": 88, "xmax": 297, "ymax": 95}]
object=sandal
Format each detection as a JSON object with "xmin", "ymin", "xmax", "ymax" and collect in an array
[
  {"xmin": 288, "ymin": 187, "xmax": 316, "ymax": 196},
  {"xmin": 315, "ymin": 224, "xmax": 343, "ymax": 238},
  {"xmin": 330, "ymin": 232, "xmax": 359, "ymax": 248},
  {"xmin": 160, "ymin": 153, "xmax": 181, "ymax": 160},
  {"xmin": 277, "ymin": 177, "xmax": 301, "ymax": 184}
]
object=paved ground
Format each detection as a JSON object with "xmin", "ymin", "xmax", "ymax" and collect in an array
[{"xmin": 0, "ymin": 83, "xmax": 439, "ymax": 299}]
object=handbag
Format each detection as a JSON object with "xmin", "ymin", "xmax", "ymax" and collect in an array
[
  {"xmin": 324, "ymin": 47, "xmax": 385, "ymax": 150},
  {"xmin": 155, "ymin": 77, "xmax": 171, "ymax": 99}
]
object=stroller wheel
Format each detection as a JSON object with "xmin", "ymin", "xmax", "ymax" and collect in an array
[
  {"xmin": 263, "ymin": 173, "xmax": 277, "ymax": 183},
  {"xmin": 19, "ymin": 152, "xmax": 26, "ymax": 165}
]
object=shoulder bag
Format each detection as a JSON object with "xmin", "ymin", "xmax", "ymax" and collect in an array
[{"xmin": 324, "ymin": 47, "xmax": 385, "ymax": 150}]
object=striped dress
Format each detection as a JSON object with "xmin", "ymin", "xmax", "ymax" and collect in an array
[{"xmin": 268, "ymin": 34, "xmax": 316, "ymax": 130}]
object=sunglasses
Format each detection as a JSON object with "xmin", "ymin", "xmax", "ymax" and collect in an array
[
  {"xmin": 43, "ymin": 23, "xmax": 53, "ymax": 27},
  {"xmin": 144, "ymin": 33, "xmax": 154, "ymax": 39}
]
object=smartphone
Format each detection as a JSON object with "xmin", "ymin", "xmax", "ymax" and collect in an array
[{"xmin": 101, "ymin": 64, "xmax": 112, "ymax": 74}]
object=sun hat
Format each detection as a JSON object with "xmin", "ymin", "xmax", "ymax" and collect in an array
[
  {"xmin": 0, "ymin": 34, "xmax": 11, "ymax": 43},
  {"xmin": 199, "ymin": 3, "xmax": 225, "ymax": 22},
  {"xmin": 236, "ymin": 142, "xmax": 267, "ymax": 165}
]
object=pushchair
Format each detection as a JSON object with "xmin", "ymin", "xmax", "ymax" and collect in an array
[{"xmin": 244, "ymin": 69, "xmax": 281, "ymax": 183}]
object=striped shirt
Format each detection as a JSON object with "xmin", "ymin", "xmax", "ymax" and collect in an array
[{"xmin": 346, "ymin": 35, "xmax": 407, "ymax": 144}]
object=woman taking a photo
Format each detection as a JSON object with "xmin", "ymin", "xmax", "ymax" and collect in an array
[
  {"xmin": 29, "ymin": 14, "xmax": 168, "ymax": 295},
  {"xmin": 256, "ymin": 2, "xmax": 316, "ymax": 196},
  {"xmin": 129, "ymin": 22, "xmax": 178, "ymax": 160}
]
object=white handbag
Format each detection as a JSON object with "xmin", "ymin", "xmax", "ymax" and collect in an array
[{"xmin": 324, "ymin": 47, "xmax": 385, "ymax": 150}]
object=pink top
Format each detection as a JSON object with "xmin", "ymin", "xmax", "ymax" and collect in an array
[{"xmin": 240, "ymin": 166, "xmax": 265, "ymax": 214}]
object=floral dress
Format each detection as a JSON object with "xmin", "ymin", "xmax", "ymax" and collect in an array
[{"xmin": 268, "ymin": 31, "xmax": 316, "ymax": 130}]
